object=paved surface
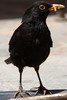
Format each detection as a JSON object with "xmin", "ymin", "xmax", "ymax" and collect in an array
[
  {"xmin": 0, "ymin": 90, "xmax": 67, "ymax": 100},
  {"xmin": 0, "ymin": 15, "xmax": 67, "ymax": 93}
]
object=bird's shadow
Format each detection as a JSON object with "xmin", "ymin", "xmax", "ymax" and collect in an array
[{"xmin": 0, "ymin": 89, "xmax": 67, "ymax": 100}]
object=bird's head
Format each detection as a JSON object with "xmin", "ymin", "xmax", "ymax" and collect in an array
[{"xmin": 23, "ymin": 1, "xmax": 65, "ymax": 21}]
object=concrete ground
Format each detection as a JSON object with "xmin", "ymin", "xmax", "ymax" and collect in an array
[{"xmin": 0, "ymin": 15, "xmax": 67, "ymax": 92}]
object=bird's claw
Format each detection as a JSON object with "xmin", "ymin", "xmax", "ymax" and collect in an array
[
  {"xmin": 25, "ymin": 91, "xmax": 32, "ymax": 96},
  {"xmin": 30, "ymin": 87, "xmax": 39, "ymax": 92},
  {"xmin": 14, "ymin": 91, "xmax": 23, "ymax": 98},
  {"xmin": 44, "ymin": 89, "xmax": 52, "ymax": 95},
  {"xmin": 14, "ymin": 89, "xmax": 32, "ymax": 98},
  {"xmin": 34, "ymin": 86, "xmax": 52, "ymax": 95},
  {"xmin": 14, "ymin": 88, "xmax": 24, "ymax": 98}
]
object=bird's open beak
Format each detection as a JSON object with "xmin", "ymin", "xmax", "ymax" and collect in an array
[{"xmin": 49, "ymin": 4, "xmax": 65, "ymax": 12}]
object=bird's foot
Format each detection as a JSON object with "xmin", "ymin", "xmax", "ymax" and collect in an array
[
  {"xmin": 14, "ymin": 86, "xmax": 31, "ymax": 98},
  {"xmin": 35, "ymin": 86, "xmax": 52, "ymax": 95},
  {"xmin": 30, "ymin": 87, "xmax": 39, "ymax": 92},
  {"xmin": 14, "ymin": 86, "xmax": 24, "ymax": 98}
]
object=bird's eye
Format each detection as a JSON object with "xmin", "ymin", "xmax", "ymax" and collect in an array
[{"xmin": 39, "ymin": 5, "xmax": 45, "ymax": 10}]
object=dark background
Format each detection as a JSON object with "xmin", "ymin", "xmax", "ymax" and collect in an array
[{"xmin": 0, "ymin": 0, "xmax": 67, "ymax": 19}]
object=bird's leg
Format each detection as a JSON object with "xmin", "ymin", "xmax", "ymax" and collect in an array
[
  {"xmin": 14, "ymin": 68, "xmax": 23, "ymax": 98},
  {"xmin": 14, "ymin": 68, "xmax": 31, "ymax": 98},
  {"xmin": 34, "ymin": 67, "xmax": 51, "ymax": 95}
]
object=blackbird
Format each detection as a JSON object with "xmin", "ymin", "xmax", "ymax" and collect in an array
[{"xmin": 5, "ymin": 1, "xmax": 65, "ymax": 98}]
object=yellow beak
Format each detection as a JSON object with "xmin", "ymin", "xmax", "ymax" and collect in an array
[{"xmin": 49, "ymin": 4, "xmax": 65, "ymax": 12}]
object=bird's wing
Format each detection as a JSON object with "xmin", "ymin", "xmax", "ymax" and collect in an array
[
  {"xmin": 9, "ymin": 21, "xmax": 53, "ymax": 53},
  {"xmin": 9, "ymin": 25, "xmax": 22, "ymax": 52},
  {"xmin": 9, "ymin": 22, "xmax": 38, "ymax": 52}
]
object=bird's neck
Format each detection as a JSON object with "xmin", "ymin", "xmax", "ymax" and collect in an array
[
  {"xmin": 32, "ymin": 12, "xmax": 49, "ymax": 23},
  {"xmin": 31, "ymin": 16, "xmax": 47, "ymax": 25}
]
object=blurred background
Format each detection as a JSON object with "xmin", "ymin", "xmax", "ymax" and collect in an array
[
  {"xmin": 0, "ymin": 0, "xmax": 67, "ymax": 19},
  {"xmin": 0, "ymin": 0, "xmax": 67, "ymax": 99}
]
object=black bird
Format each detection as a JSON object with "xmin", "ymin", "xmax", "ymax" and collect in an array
[{"xmin": 5, "ymin": 1, "xmax": 64, "ymax": 98}]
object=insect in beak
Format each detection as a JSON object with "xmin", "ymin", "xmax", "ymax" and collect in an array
[{"xmin": 49, "ymin": 4, "xmax": 65, "ymax": 12}]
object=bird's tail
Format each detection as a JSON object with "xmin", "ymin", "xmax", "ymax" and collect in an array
[{"xmin": 5, "ymin": 57, "xmax": 12, "ymax": 64}]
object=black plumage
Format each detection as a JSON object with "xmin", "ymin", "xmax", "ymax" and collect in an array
[{"xmin": 5, "ymin": 1, "xmax": 54, "ymax": 97}]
